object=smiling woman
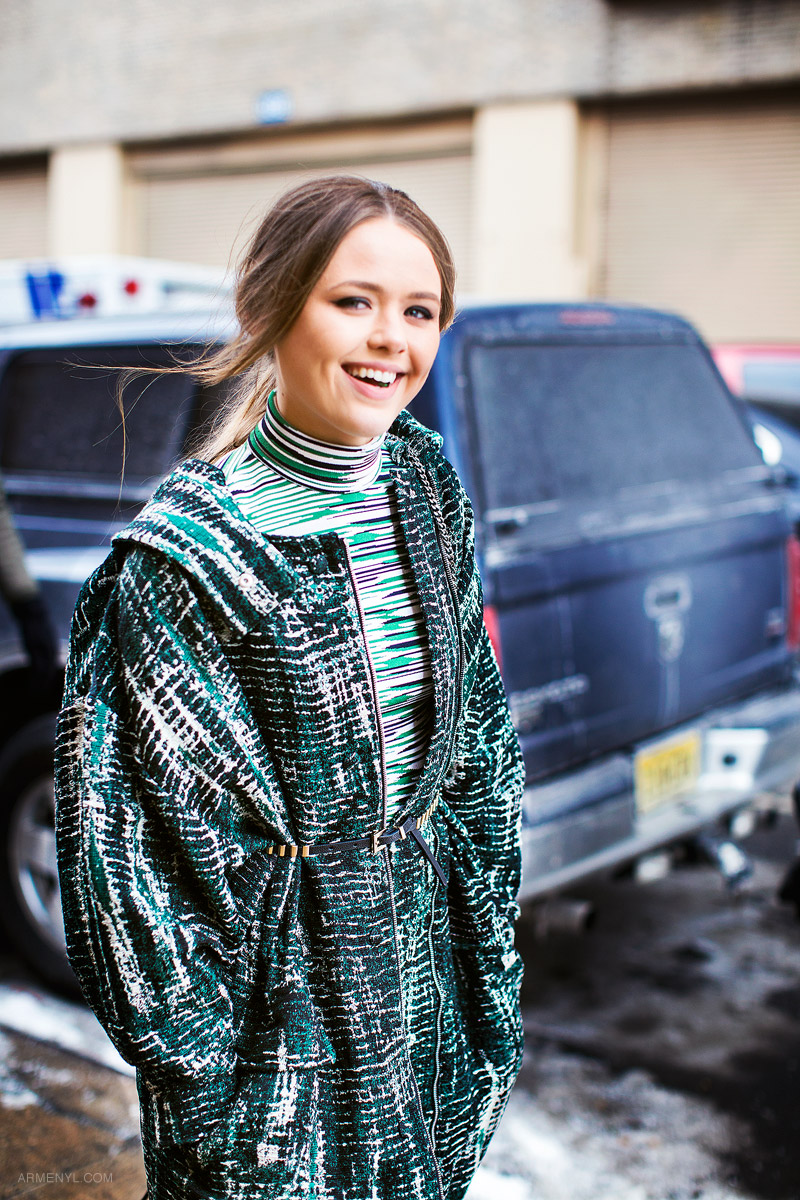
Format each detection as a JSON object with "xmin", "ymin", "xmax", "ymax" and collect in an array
[{"xmin": 54, "ymin": 176, "xmax": 525, "ymax": 1200}]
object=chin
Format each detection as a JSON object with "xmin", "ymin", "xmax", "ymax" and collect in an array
[{"xmin": 339, "ymin": 412, "xmax": 399, "ymax": 445}]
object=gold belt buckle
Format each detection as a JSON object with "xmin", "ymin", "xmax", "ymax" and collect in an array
[{"xmin": 370, "ymin": 828, "xmax": 386, "ymax": 854}]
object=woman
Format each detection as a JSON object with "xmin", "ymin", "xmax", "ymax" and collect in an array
[{"xmin": 55, "ymin": 176, "xmax": 525, "ymax": 1200}]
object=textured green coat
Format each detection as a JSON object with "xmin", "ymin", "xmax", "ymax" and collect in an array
[{"xmin": 54, "ymin": 411, "xmax": 525, "ymax": 1200}]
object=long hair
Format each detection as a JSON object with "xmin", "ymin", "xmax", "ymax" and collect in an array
[{"xmin": 188, "ymin": 175, "xmax": 457, "ymax": 461}]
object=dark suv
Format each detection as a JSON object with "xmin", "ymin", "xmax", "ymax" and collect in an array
[
  {"xmin": 413, "ymin": 304, "xmax": 800, "ymax": 898},
  {"xmin": 2, "ymin": 299, "xmax": 800, "ymax": 989}
]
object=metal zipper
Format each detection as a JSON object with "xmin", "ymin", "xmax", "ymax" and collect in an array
[
  {"xmin": 427, "ymin": 901, "xmax": 445, "ymax": 1154},
  {"xmin": 340, "ymin": 538, "xmax": 446, "ymax": 1200}
]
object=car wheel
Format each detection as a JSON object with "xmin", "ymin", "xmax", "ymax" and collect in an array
[{"xmin": 0, "ymin": 714, "xmax": 78, "ymax": 992}]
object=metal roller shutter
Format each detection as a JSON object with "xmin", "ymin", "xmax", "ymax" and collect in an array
[
  {"xmin": 0, "ymin": 162, "xmax": 48, "ymax": 259},
  {"xmin": 601, "ymin": 95, "xmax": 800, "ymax": 341},
  {"xmin": 132, "ymin": 123, "xmax": 474, "ymax": 290}
]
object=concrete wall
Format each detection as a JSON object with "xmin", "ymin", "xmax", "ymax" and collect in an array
[
  {"xmin": 47, "ymin": 143, "xmax": 134, "ymax": 255},
  {"xmin": 0, "ymin": 0, "xmax": 798, "ymax": 153},
  {"xmin": 472, "ymin": 101, "xmax": 588, "ymax": 300}
]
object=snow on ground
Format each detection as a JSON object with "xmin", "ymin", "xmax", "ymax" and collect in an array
[
  {"xmin": 467, "ymin": 1045, "xmax": 750, "ymax": 1200},
  {"xmin": 0, "ymin": 1030, "xmax": 40, "ymax": 1109},
  {"xmin": 0, "ymin": 982, "xmax": 133, "ymax": 1075},
  {"xmin": 468, "ymin": 1167, "xmax": 535, "ymax": 1200}
]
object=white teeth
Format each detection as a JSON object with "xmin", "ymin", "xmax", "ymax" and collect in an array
[{"xmin": 347, "ymin": 366, "xmax": 397, "ymax": 385}]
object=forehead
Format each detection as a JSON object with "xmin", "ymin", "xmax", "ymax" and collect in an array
[{"xmin": 321, "ymin": 217, "xmax": 441, "ymax": 293}]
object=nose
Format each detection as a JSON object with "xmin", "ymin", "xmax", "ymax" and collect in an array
[{"xmin": 367, "ymin": 307, "xmax": 407, "ymax": 355}]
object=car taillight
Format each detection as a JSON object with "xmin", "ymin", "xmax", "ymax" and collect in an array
[
  {"xmin": 787, "ymin": 536, "xmax": 800, "ymax": 651},
  {"xmin": 484, "ymin": 604, "xmax": 502, "ymax": 673},
  {"xmin": 558, "ymin": 308, "xmax": 616, "ymax": 326}
]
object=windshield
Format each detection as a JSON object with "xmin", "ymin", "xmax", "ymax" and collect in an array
[
  {"xmin": 0, "ymin": 345, "xmax": 199, "ymax": 484},
  {"xmin": 466, "ymin": 340, "xmax": 764, "ymax": 515}
]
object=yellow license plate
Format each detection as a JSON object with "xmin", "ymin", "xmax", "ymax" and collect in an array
[{"xmin": 634, "ymin": 730, "xmax": 702, "ymax": 815}]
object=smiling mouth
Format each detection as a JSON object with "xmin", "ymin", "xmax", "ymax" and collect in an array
[{"xmin": 344, "ymin": 365, "xmax": 399, "ymax": 389}]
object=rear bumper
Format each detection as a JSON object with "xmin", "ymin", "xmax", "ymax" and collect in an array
[{"xmin": 519, "ymin": 683, "xmax": 800, "ymax": 899}]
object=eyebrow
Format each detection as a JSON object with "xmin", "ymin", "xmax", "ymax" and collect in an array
[{"xmin": 334, "ymin": 279, "xmax": 441, "ymax": 304}]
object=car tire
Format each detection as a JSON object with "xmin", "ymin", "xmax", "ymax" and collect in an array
[{"xmin": 0, "ymin": 713, "xmax": 79, "ymax": 993}]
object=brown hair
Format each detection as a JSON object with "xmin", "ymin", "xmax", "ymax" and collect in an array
[{"xmin": 189, "ymin": 175, "xmax": 456, "ymax": 461}]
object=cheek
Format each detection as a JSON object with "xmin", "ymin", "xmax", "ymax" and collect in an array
[{"xmin": 418, "ymin": 335, "xmax": 440, "ymax": 373}]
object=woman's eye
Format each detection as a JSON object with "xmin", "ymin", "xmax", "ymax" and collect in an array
[
  {"xmin": 407, "ymin": 305, "xmax": 435, "ymax": 321},
  {"xmin": 334, "ymin": 296, "xmax": 370, "ymax": 310}
]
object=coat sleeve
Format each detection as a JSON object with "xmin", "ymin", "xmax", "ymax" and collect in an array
[
  {"xmin": 434, "ymin": 462, "xmax": 525, "ymax": 938},
  {"xmin": 442, "ymin": 626, "xmax": 524, "ymax": 914},
  {"xmin": 55, "ymin": 546, "xmax": 251, "ymax": 1145}
]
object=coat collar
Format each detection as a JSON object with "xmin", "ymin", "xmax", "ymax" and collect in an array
[
  {"xmin": 386, "ymin": 408, "xmax": 443, "ymax": 465},
  {"xmin": 113, "ymin": 411, "xmax": 443, "ymax": 636}
]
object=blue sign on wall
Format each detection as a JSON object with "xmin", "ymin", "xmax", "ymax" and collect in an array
[{"xmin": 255, "ymin": 89, "xmax": 293, "ymax": 125}]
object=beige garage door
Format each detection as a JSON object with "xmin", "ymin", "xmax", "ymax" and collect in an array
[
  {"xmin": 131, "ymin": 120, "xmax": 474, "ymax": 291},
  {"xmin": 0, "ymin": 161, "xmax": 48, "ymax": 259},
  {"xmin": 601, "ymin": 95, "xmax": 800, "ymax": 341}
]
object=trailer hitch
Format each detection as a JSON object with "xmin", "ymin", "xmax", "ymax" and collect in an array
[{"xmin": 690, "ymin": 833, "xmax": 753, "ymax": 890}]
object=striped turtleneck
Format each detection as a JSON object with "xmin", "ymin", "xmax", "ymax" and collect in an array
[
  {"xmin": 249, "ymin": 392, "xmax": 385, "ymax": 493},
  {"xmin": 220, "ymin": 392, "xmax": 433, "ymax": 824}
]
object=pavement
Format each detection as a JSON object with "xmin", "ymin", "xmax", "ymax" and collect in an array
[{"xmin": 0, "ymin": 1016, "xmax": 144, "ymax": 1200}]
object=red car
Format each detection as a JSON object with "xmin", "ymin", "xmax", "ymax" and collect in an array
[{"xmin": 713, "ymin": 343, "xmax": 800, "ymax": 410}]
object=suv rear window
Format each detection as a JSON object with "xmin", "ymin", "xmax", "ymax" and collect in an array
[
  {"xmin": 0, "ymin": 345, "xmax": 200, "ymax": 485},
  {"xmin": 466, "ymin": 341, "xmax": 763, "ymax": 514}
]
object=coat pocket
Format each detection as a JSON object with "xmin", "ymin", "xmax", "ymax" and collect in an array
[
  {"xmin": 447, "ymin": 855, "xmax": 524, "ymax": 1073},
  {"xmin": 234, "ymin": 1008, "xmax": 335, "ymax": 1071},
  {"xmin": 193, "ymin": 1062, "xmax": 325, "ymax": 1193},
  {"xmin": 142, "ymin": 1067, "xmax": 324, "ymax": 1197},
  {"xmin": 228, "ymin": 858, "xmax": 335, "ymax": 1072},
  {"xmin": 450, "ymin": 930, "xmax": 524, "ymax": 1073}
]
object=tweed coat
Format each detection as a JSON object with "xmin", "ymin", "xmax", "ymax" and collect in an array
[{"xmin": 54, "ymin": 410, "xmax": 525, "ymax": 1200}]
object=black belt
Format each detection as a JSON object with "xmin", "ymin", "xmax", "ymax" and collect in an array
[{"xmin": 265, "ymin": 797, "xmax": 447, "ymax": 885}]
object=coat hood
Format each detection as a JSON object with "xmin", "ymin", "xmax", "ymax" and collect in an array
[{"xmin": 114, "ymin": 410, "xmax": 442, "ymax": 637}]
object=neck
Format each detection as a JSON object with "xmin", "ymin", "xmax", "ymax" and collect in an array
[{"xmin": 248, "ymin": 391, "xmax": 385, "ymax": 493}]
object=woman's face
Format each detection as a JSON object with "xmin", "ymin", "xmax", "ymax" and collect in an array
[{"xmin": 273, "ymin": 217, "xmax": 442, "ymax": 446}]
